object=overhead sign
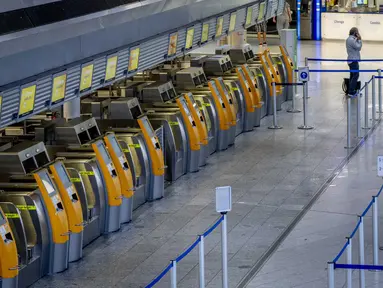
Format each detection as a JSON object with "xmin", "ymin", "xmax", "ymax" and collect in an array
[
  {"xmin": 201, "ymin": 23, "xmax": 209, "ymax": 43},
  {"xmin": 245, "ymin": 7, "xmax": 253, "ymax": 27},
  {"xmin": 105, "ymin": 55, "xmax": 118, "ymax": 82},
  {"xmin": 378, "ymin": 156, "xmax": 383, "ymax": 177},
  {"xmin": 51, "ymin": 74, "xmax": 67, "ymax": 104},
  {"xmin": 168, "ymin": 32, "xmax": 178, "ymax": 57},
  {"xmin": 229, "ymin": 13, "xmax": 237, "ymax": 32},
  {"xmin": 185, "ymin": 27, "xmax": 195, "ymax": 50},
  {"xmin": 258, "ymin": 2, "xmax": 265, "ymax": 21},
  {"xmin": 128, "ymin": 47, "xmax": 140, "ymax": 72},
  {"xmin": 80, "ymin": 64, "xmax": 94, "ymax": 92},
  {"xmin": 216, "ymin": 17, "xmax": 224, "ymax": 38},
  {"xmin": 19, "ymin": 84, "xmax": 36, "ymax": 117}
]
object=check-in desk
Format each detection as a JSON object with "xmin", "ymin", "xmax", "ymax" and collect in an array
[
  {"xmin": 95, "ymin": 117, "xmax": 165, "ymax": 201},
  {"xmin": 192, "ymin": 95, "xmax": 217, "ymax": 155},
  {"xmin": 258, "ymin": 51, "xmax": 283, "ymax": 115},
  {"xmin": 0, "ymin": 206, "xmax": 18, "ymax": 288},
  {"xmin": 34, "ymin": 118, "xmax": 123, "ymax": 234},
  {"xmin": 279, "ymin": 45, "xmax": 295, "ymax": 101},
  {"xmin": 220, "ymin": 80, "xmax": 244, "ymax": 136},
  {"xmin": 270, "ymin": 53, "xmax": 288, "ymax": 102},
  {"xmin": 247, "ymin": 65, "xmax": 269, "ymax": 118},
  {"xmin": 145, "ymin": 112, "xmax": 188, "ymax": 181}
]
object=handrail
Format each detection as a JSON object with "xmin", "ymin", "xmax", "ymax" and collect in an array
[{"xmin": 145, "ymin": 215, "xmax": 224, "ymax": 287}]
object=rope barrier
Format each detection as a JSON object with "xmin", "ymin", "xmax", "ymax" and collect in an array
[
  {"xmin": 307, "ymin": 58, "xmax": 383, "ymax": 62},
  {"xmin": 145, "ymin": 215, "xmax": 224, "ymax": 287},
  {"xmin": 293, "ymin": 69, "xmax": 379, "ymax": 73},
  {"xmin": 334, "ymin": 263, "xmax": 383, "ymax": 270}
]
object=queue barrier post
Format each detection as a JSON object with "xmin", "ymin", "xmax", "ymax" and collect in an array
[
  {"xmin": 357, "ymin": 93, "xmax": 362, "ymax": 138},
  {"xmin": 268, "ymin": 82, "xmax": 282, "ymax": 130},
  {"xmin": 372, "ymin": 76, "xmax": 377, "ymax": 124},
  {"xmin": 171, "ymin": 261, "xmax": 177, "ymax": 288},
  {"xmin": 221, "ymin": 213, "xmax": 228, "ymax": 288},
  {"xmin": 359, "ymin": 216, "xmax": 366, "ymax": 288},
  {"xmin": 363, "ymin": 82, "xmax": 370, "ymax": 129},
  {"xmin": 378, "ymin": 69, "xmax": 382, "ymax": 115},
  {"xmin": 298, "ymin": 81, "xmax": 314, "ymax": 130},
  {"xmin": 287, "ymin": 77, "xmax": 301, "ymax": 113},
  {"xmin": 344, "ymin": 96, "xmax": 353, "ymax": 149},
  {"xmin": 199, "ymin": 235, "xmax": 205, "ymax": 288},
  {"xmin": 328, "ymin": 262, "xmax": 335, "ymax": 288},
  {"xmin": 346, "ymin": 238, "xmax": 352, "ymax": 288},
  {"xmin": 373, "ymin": 197, "xmax": 379, "ymax": 266}
]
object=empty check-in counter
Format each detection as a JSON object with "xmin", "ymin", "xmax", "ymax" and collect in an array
[{"xmin": 34, "ymin": 118, "xmax": 124, "ymax": 233}]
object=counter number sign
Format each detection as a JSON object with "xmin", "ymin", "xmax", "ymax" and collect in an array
[
  {"xmin": 229, "ymin": 13, "xmax": 237, "ymax": 32},
  {"xmin": 216, "ymin": 17, "xmax": 224, "ymax": 38},
  {"xmin": 128, "ymin": 47, "xmax": 140, "ymax": 72},
  {"xmin": 185, "ymin": 27, "xmax": 195, "ymax": 50},
  {"xmin": 105, "ymin": 55, "xmax": 118, "ymax": 82},
  {"xmin": 19, "ymin": 84, "xmax": 36, "ymax": 117},
  {"xmin": 168, "ymin": 32, "xmax": 178, "ymax": 57},
  {"xmin": 378, "ymin": 156, "xmax": 383, "ymax": 177},
  {"xmin": 298, "ymin": 66, "xmax": 310, "ymax": 82},
  {"xmin": 51, "ymin": 74, "xmax": 67, "ymax": 104},
  {"xmin": 80, "ymin": 64, "xmax": 94, "ymax": 92},
  {"xmin": 245, "ymin": 7, "xmax": 253, "ymax": 26},
  {"xmin": 201, "ymin": 23, "xmax": 209, "ymax": 43}
]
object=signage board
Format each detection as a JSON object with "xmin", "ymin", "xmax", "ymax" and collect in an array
[
  {"xmin": 51, "ymin": 74, "xmax": 67, "ymax": 104},
  {"xmin": 245, "ymin": 7, "xmax": 253, "ymax": 27},
  {"xmin": 322, "ymin": 13, "xmax": 356, "ymax": 40},
  {"xmin": 229, "ymin": 13, "xmax": 237, "ymax": 32},
  {"xmin": 258, "ymin": 2, "xmax": 265, "ymax": 21},
  {"xmin": 80, "ymin": 64, "xmax": 94, "ymax": 92},
  {"xmin": 216, "ymin": 17, "xmax": 224, "ymax": 38},
  {"xmin": 105, "ymin": 55, "xmax": 118, "ymax": 82},
  {"xmin": 168, "ymin": 32, "xmax": 178, "ymax": 57},
  {"xmin": 298, "ymin": 66, "xmax": 310, "ymax": 82},
  {"xmin": 201, "ymin": 23, "xmax": 209, "ymax": 43},
  {"xmin": 378, "ymin": 156, "xmax": 383, "ymax": 177},
  {"xmin": 129, "ymin": 47, "xmax": 140, "ymax": 72},
  {"xmin": 19, "ymin": 84, "xmax": 36, "ymax": 117},
  {"xmin": 185, "ymin": 27, "xmax": 195, "ymax": 50}
]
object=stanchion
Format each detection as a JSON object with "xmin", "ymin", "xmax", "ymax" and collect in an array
[
  {"xmin": 221, "ymin": 213, "xmax": 228, "ymax": 288},
  {"xmin": 346, "ymin": 238, "xmax": 352, "ymax": 288},
  {"xmin": 268, "ymin": 82, "xmax": 282, "ymax": 129},
  {"xmin": 373, "ymin": 197, "xmax": 379, "ymax": 266},
  {"xmin": 357, "ymin": 93, "xmax": 361, "ymax": 138},
  {"xmin": 378, "ymin": 69, "xmax": 382, "ymax": 115},
  {"xmin": 298, "ymin": 81, "xmax": 313, "ymax": 130},
  {"xmin": 305, "ymin": 57, "xmax": 308, "ymax": 67},
  {"xmin": 199, "ymin": 235, "xmax": 205, "ymax": 288},
  {"xmin": 171, "ymin": 260, "xmax": 177, "ymax": 288},
  {"xmin": 363, "ymin": 82, "xmax": 370, "ymax": 129},
  {"xmin": 345, "ymin": 96, "xmax": 354, "ymax": 149},
  {"xmin": 372, "ymin": 76, "xmax": 377, "ymax": 124},
  {"xmin": 287, "ymin": 82, "xmax": 301, "ymax": 113},
  {"xmin": 328, "ymin": 262, "xmax": 335, "ymax": 288},
  {"xmin": 359, "ymin": 216, "xmax": 366, "ymax": 288}
]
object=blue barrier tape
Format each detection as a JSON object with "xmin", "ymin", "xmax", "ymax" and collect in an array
[
  {"xmin": 361, "ymin": 198, "xmax": 375, "ymax": 217},
  {"xmin": 349, "ymin": 218, "xmax": 361, "ymax": 239},
  {"xmin": 203, "ymin": 215, "xmax": 224, "ymax": 237},
  {"xmin": 333, "ymin": 240, "xmax": 349, "ymax": 263},
  {"xmin": 310, "ymin": 69, "xmax": 378, "ymax": 73},
  {"xmin": 375, "ymin": 76, "xmax": 383, "ymax": 79},
  {"xmin": 275, "ymin": 82, "xmax": 304, "ymax": 86},
  {"xmin": 307, "ymin": 58, "xmax": 383, "ymax": 62},
  {"xmin": 145, "ymin": 262, "xmax": 173, "ymax": 288},
  {"xmin": 176, "ymin": 237, "xmax": 201, "ymax": 263},
  {"xmin": 376, "ymin": 184, "xmax": 383, "ymax": 198},
  {"xmin": 334, "ymin": 263, "xmax": 383, "ymax": 270}
]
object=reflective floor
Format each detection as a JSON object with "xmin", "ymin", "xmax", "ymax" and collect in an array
[{"xmin": 32, "ymin": 40, "xmax": 383, "ymax": 288}]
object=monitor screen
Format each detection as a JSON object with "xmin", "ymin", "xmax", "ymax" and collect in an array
[
  {"xmin": 97, "ymin": 142, "xmax": 111, "ymax": 163},
  {"xmin": 130, "ymin": 105, "xmax": 142, "ymax": 119},
  {"xmin": 181, "ymin": 99, "xmax": 191, "ymax": 117},
  {"xmin": 55, "ymin": 163, "xmax": 71, "ymax": 184},
  {"xmin": 141, "ymin": 118, "xmax": 154, "ymax": 138},
  {"xmin": 218, "ymin": 78, "xmax": 229, "ymax": 95},
  {"xmin": 168, "ymin": 88, "xmax": 177, "ymax": 99},
  {"xmin": 109, "ymin": 135, "xmax": 123, "ymax": 155},
  {"xmin": 39, "ymin": 170, "xmax": 56, "ymax": 196}
]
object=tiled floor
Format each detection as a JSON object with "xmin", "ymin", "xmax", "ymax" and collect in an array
[{"xmin": 32, "ymin": 40, "xmax": 383, "ymax": 288}]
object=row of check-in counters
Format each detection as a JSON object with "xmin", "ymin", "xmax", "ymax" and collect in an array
[{"xmin": 0, "ymin": 44, "xmax": 294, "ymax": 288}]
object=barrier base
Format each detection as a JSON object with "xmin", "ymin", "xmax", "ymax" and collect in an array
[
  {"xmin": 298, "ymin": 125, "xmax": 313, "ymax": 130},
  {"xmin": 362, "ymin": 127, "xmax": 371, "ymax": 129},
  {"xmin": 268, "ymin": 125, "xmax": 283, "ymax": 130},
  {"xmin": 287, "ymin": 108, "xmax": 301, "ymax": 113},
  {"xmin": 344, "ymin": 145, "xmax": 355, "ymax": 149}
]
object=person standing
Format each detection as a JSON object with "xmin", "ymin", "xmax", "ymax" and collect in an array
[
  {"xmin": 346, "ymin": 27, "xmax": 362, "ymax": 96},
  {"xmin": 273, "ymin": 2, "xmax": 292, "ymax": 37}
]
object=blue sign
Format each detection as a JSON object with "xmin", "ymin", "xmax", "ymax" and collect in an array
[{"xmin": 300, "ymin": 72, "xmax": 308, "ymax": 79}]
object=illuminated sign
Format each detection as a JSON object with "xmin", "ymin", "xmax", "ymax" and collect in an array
[
  {"xmin": 80, "ymin": 64, "xmax": 94, "ymax": 92},
  {"xmin": 51, "ymin": 74, "xmax": 67, "ymax": 104},
  {"xmin": 128, "ymin": 47, "xmax": 140, "ymax": 72},
  {"xmin": 246, "ymin": 7, "xmax": 253, "ymax": 26},
  {"xmin": 229, "ymin": 13, "xmax": 237, "ymax": 32},
  {"xmin": 258, "ymin": 3, "xmax": 265, "ymax": 21},
  {"xmin": 168, "ymin": 32, "xmax": 178, "ymax": 57},
  {"xmin": 185, "ymin": 27, "xmax": 195, "ymax": 50},
  {"xmin": 216, "ymin": 17, "xmax": 224, "ymax": 38},
  {"xmin": 105, "ymin": 55, "xmax": 118, "ymax": 81},
  {"xmin": 201, "ymin": 23, "xmax": 209, "ymax": 43},
  {"xmin": 19, "ymin": 84, "xmax": 36, "ymax": 117}
]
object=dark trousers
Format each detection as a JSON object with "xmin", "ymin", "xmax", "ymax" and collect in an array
[{"xmin": 348, "ymin": 61, "xmax": 359, "ymax": 94}]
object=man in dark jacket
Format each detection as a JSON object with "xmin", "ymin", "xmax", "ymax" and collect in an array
[{"xmin": 346, "ymin": 27, "xmax": 362, "ymax": 96}]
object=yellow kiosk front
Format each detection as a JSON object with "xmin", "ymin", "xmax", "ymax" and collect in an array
[
  {"xmin": 208, "ymin": 80, "xmax": 230, "ymax": 151},
  {"xmin": 279, "ymin": 45, "xmax": 295, "ymax": 101},
  {"xmin": 175, "ymin": 95, "xmax": 201, "ymax": 173},
  {"xmin": 183, "ymin": 92, "xmax": 209, "ymax": 166},
  {"xmin": 241, "ymin": 64, "xmax": 264, "ymax": 127},
  {"xmin": 34, "ymin": 168, "xmax": 70, "ymax": 274},
  {"xmin": 214, "ymin": 77, "xmax": 237, "ymax": 144},
  {"xmin": 103, "ymin": 132, "xmax": 134, "ymax": 223},
  {"xmin": 0, "ymin": 207, "xmax": 18, "ymax": 287},
  {"xmin": 92, "ymin": 140, "xmax": 122, "ymax": 232},
  {"xmin": 49, "ymin": 161, "xmax": 84, "ymax": 263},
  {"xmin": 137, "ymin": 116, "xmax": 165, "ymax": 200}
]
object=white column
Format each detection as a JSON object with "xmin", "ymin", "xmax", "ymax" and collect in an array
[
  {"xmin": 228, "ymin": 30, "xmax": 247, "ymax": 46},
  {"xmin": 63, "ymin": 98, "xmax": 81, "ymax": 120}
]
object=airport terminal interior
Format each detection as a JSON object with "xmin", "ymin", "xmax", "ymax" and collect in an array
[{"xmin": 1, "ymin": 0, "xmax": 383, "ymax": 288}]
